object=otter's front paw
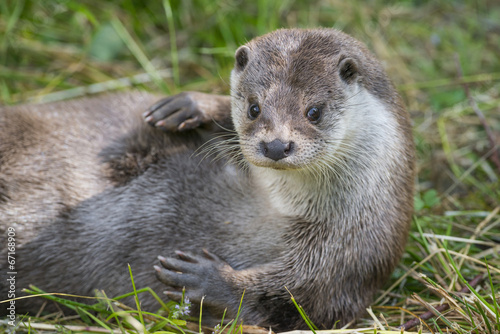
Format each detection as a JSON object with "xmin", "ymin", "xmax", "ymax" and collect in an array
[
  {"xmin": 154, "ymin": 250, "xmax": 234, "ymax": 307},
  {"xmin": 144, "ymin": 92, "xmax": 207, "ymax": 132}
]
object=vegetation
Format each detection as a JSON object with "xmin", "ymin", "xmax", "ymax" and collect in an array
[{"xmin": 1, "ymin": 0, "xmax": 499, "ymax": 333}]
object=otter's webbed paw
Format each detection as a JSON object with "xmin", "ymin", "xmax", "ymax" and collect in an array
[
  {"xmin": 154, "ymin": 250, "xmax": 235, "ymax": 310},
  {"xmin": 144, "ymin": 92, "xmax": 208, "ymax": 132}
]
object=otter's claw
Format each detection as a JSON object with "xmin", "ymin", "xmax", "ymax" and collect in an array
[
  {"xmin": 154, "ymin": 250, "xmax": 232, "ymax": 305},
  {"xmin": 144, "ymin": 92, "xmax": 206, "ymax": 132}
]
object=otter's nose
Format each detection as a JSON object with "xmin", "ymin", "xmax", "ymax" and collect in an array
[{"xmin": 260, "ymin": 139, "xmax": 295, "ymax": 161}]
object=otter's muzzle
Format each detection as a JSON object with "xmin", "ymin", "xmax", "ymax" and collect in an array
[{"xmin": 260, "ymin": 139, "xmax": 295, "ymax": 161}]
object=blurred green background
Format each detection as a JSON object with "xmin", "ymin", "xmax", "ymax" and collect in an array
[{"xmin": 2, "ymin": 0, "xmax": 499, "ymax": 103}]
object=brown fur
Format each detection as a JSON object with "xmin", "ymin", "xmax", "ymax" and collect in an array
[
  {"xmin": 0, "ymin": 29, "xmax": 415, "ymax": 331},
  {"xmin": 0, "ymin": 92, "xmax": 159, "ymax": 245}
]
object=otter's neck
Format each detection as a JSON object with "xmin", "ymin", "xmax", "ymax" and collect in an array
[{"xmin": 250, "ymin": 165, "xmax": 349, "ymax": 223}]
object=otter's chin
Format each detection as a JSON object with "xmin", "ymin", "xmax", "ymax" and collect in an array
[{"xmin": 245, "ymin": 156, "xmax": 306, "ymax": 171}]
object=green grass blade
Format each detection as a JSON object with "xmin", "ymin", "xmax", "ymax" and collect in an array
[
  {"xmin": 444, "ymin": 248, "xmax": 494, "ymax": 314},
  {"xmin": 78, "ymin": 307, "xmax": 115, "ymax": 332},
  {"xmin": 463, "ymin": 298, "xmax": 479, "ymax": 334},
  {"xmin": 199, "ymin": 296, "xmax": 204, "ymax": 334},
  {"xmin": 227, "ymin": 291, "xmax": 245, "ymax": 334},
  {"xmin": 286, "ymin": 287, "xmax": 318, "ymax": 333},
  {"xmin": 433, "ymin": 318, "xmax": 445, "ymax": 334},
  {"xmin": 112, "ymin": 287, "xmax": 169, "ymax": 311},
  {"xmin": 127, "ymin": 264, "xmax": 146, "ymax": 333},
  {"xmin": 473, "ymin": 299, "xmax": 493, "ymax": 334},
  {"xmin": 485, "ymin": 258, "xmax": 500, "ymax": 328},
  {"xmin": 414, "ymin": 217, "xmax": 431, "ymax": 254},
  {"xmin": 23, "ymin": 286, "xmax": 108, "ymax": 313},
  {"xmin": 162, "ymin": 0, "xmax": 180, "ymax": 87},
  {"xmin": 111, "ymin": 17, "xmax": 170, "ymax": 94}
]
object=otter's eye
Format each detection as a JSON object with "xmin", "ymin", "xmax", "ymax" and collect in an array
[
  {"xmin": 306, "ymin": 107, "xmax": 321, "ymax": 123},
  {"xmin": 248, "ymin": 104, "xmax": 261, "ymax": 120}
]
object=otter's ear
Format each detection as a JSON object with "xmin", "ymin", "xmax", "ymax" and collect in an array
[
  {"xmin": 235, "ymin": 46, "xmax": 250, "ymax": 71},
  {"xmin": 338, "ymin": 57, "xmax": 359, "ymax": 84}
]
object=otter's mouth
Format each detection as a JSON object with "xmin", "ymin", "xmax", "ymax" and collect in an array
[{"xmin": 244, "ymin": 154, "xmax": 306, "ymax": 171}]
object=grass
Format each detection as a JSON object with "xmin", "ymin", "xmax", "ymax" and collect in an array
[{"xmin": 1, "ymin": 0, "xmax": 499, "ymax": 333}]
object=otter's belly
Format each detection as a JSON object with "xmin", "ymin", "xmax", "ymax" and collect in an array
[{"xmin": 95, "ymin": 153, "xmax": 286, "ymax": 270}]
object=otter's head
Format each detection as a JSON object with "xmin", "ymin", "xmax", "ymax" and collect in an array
[{"xmin": 229, "ymin": 29, "xmax": 395, "ymax": 172}]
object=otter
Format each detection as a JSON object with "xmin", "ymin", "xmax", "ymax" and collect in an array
[{"xmin": 0, "ymin": 28, "xmax": 415, "ymax": 330}]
